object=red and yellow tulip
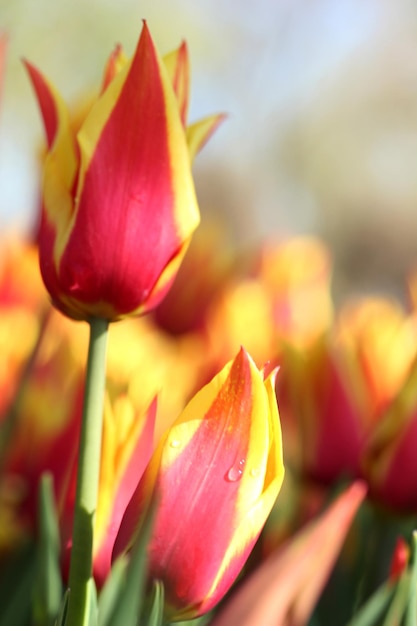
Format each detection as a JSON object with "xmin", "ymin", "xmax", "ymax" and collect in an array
[
  {"xmin": 60, "ymin": 392, "xmax": 157, "ymax": 587},
  {"xmin": 26, "ymin": 23, "xmax": 221, "ymax": 321},
  {"xmin": 334, "ymin": 297, "xmax": 417, "ymax": 424},
  {"xmin": 361, "ymin": 353, "xmax": 417, "ymax": 512},
  {"xmin": 281, "ymin": 296, "xmax": 417, "ymax": 485},
  {"xmin": 255, "ymin": 236, "xmax": 333, "ymax": 349},
  {"xmin": 113, "ymin": 348, "xmax": 284, "ymax": 621}
]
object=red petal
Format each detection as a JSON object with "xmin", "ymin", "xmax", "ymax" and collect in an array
[
  {"xmin": 93, "ymin": 398, "xmax": 157, "ymax": 586},
  {"xmin": 58, "ymin": 24, "xmax": 188, "ymax": 315},
  {"xmin": 24, "ymin": 61, "xmax": 59, "ymax": 148}
]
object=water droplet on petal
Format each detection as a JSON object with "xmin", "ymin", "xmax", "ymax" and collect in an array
[
  {"xmin": 170, "ymin": 439, "xmax": 182, "ymax": 449},
  {"xmin": 226, "ymin": 458, "xmax": 245, "ymax": 482},
  {"xmin": 250, "ymin": 467, "xmax": 260, "ymax": 478}
]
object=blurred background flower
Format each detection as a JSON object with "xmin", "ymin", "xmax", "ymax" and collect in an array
[{"xmin": 2, "ymin": 0, "xmax": 417, "ymax": 301}]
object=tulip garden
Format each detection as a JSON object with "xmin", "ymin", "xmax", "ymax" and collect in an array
[{"xmin": 1, "ymin": 19, "xmax": 417, "ymax": 626}]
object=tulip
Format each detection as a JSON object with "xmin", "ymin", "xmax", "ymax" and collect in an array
[
  {"xmin": 248, "ymin": 236, "xmax": 334, "ymax": 470},
  {"xmin": 60, "ymin": 393, "xmax": 156, "ymax": 587},
  {"xmin": 334, "ymin": 297, "xmax": 417, "ymax": 422},
  {"xmin": 25, "ymin": 23, "xmax": 220, "ymax": 321},
  {"xmin": 113, "ymin": 348, "xmax": 284, "ymax": 621},
  {"xmin": 281, "ymin": 296, "xmax": 417, "ymax": 485},
  {"xmin": 334, "ymin": 298, "xmax": 417, "ymax": 508},
  {"xmin": 1, "ymin": 308, "xmax": 86, "ymax": 537},
  {"xmin": 362, "ymin": 354, "xmax": 417, "ymax": 512},
  {"xmin": 283, "ymin": 339, "xmax": 362, "ymax": 484},
  {"xmin": 255, "ymin": 236, "xmax": 334, "ymax": 349}
]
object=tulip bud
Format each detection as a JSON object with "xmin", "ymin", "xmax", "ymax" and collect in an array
[
  {"xmin": 26, "ymin": 23, "xmax": 221, "ymax": 321},
  {"xmin": 113, "ymin": 348, "xmax": 284, "ymax": 620},
  {"xmin": 362, "ymin": 356, "xmax": 417, "ymax": 512}
]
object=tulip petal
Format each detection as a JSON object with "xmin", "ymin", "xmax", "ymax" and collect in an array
[
  {"xmin": 163, "ymin": 41, "xmax": 189, "ymax": 125},
  {"xmin": 101, "ymin": 44, "xmax": 128, "ymax": 93},
  {"xmin": 187, "ymin": 113, "xmax": 226, "ymax": 161},
  {"xmin": 209, "ymin": 481, "xmax": 366, "ymax": 626},
  {"xmin": 201, "ymin": 367, "xmax": 285, "ymax": 614},
  {"xmin": 116, "ymin": 348, "xmax": 252, "ymax": 571},
  {"xmin": 24, "ymin": 61, "xmax": 59, "ymax": 149},
  {"xmin": 25, "ymin": 61, "xmax": 78, "ymax": 264},
  {"xmin": 297, "ymin": 342, "xmax": 363, "ymax": 482},
  {"xmin": 93, "ymin": 395, "xmax": 156, "ymax": 585}
]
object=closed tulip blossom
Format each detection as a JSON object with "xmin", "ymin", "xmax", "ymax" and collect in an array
[
  {"xmin": 25, "ymin": 23, "xmax": 221, "ymax": 321},
  {"xmin": 281, "ymin": 296, "xmax": 417, "ymax": 485},
  {"xmin": 113, "ymin": 348, "xmax": 284, "ymax": 621},
  {"xmin": 362, "ymin": 355, "xmax": 417, "ymax": 512}
]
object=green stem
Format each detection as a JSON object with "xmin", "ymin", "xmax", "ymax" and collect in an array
[{"xmin": 66, "ymin": 317, "xmax": 109, "ymax": 626}]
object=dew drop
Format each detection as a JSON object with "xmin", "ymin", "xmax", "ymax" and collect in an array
[
  {"xmin": 170, "ymin": 439, "xmax": 182, "ymax": 449},
  {"xmin": 250, "ymin": 467, "xmax": 260, "ymax": 478},
  {"xmin": 226, "ymin": 458, "xmax": 246, "ymax": 482}
]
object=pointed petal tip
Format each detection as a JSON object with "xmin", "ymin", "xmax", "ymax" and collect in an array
[
  {"xmin": 178, "ymin": 40, "xmax": 189, "ymax": 62},
  {"xmin": 265, "ymin": 364, "xmax": 280, "ymax": 386},
  {"xmin": 346, "ymin": 479, "xmax": 368, "ymax": 503},
  {"xmin": 23, "ymin": 60, "xmax": 59, "ymax": 148},
  {"xmin": 147, "ymin": 395, "xmax": 159, "ymax": 422},
  {"xmin": 140, "ymin": 19, "xmax": 152, "ymax": 40},
  {"xmin": 237, "ymin": 345, "xmax": 252, "ymax": 363},
  {"xmin": 134, "ymin": 20, "xmax": 153, "ymax": 53},
  {"xmin": 22, "ymin": 57, "xmax": 37, "ymax": 79},
  {"xmin": 187, "ymin": 112, "xmax": 227, "ymax": 160}
]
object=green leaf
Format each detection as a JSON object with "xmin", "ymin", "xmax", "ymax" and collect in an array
[
  {"xmin": 346, "ymin": 580, "xmax": 396, "ymax": 626},
  {"xmin": 105, "ymin": 503, "xmax": 155, "ymax": 626},
  {"xmin": 98, "ymin": 555, "xmax": 128, "ymax": 626},
  {"xmin": 0, "ymin": 540, "xmax": 36, "ymax": 626},
  {"xmin": 55, "ymin": 590, "xmax": 70, "ymax": 626},
  {"xmin": 86, "ymin": 578, "xmax": 98, "ymax": 626},
  {"xmin": 171, "ymin": 615, "xmax": 213, "ymax": 626},
  {"xmin": 32, "ymin": 473, "xmax": 63, "ymax": 626},
  {"xmin": 145, "ymin": 580, "xmax": 164, "ymax": 626},
  {"xmin": 383, "ymin": 571, "xmax": 411, "ymax": 626}
]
